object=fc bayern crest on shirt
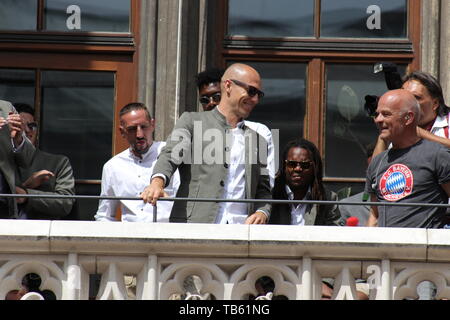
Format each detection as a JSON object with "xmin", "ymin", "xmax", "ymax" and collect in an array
[{"xmin": 379, "ymin": 164, "xmax": 413, "ymax": 201}]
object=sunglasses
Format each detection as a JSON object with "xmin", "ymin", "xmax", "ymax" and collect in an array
[
  {"xmin": 229, "ymin": 79, "xmax": 264, "ymax": 99},
  {"xmin": 285, "ymin": 160, "xmax": 313, "ymax": 170},
  {"xmin": 27, "ymin": 122, "xmax": 38, "ymax": 131},
  {"xmin": 199, "ymin": 92, "xmax": 221, "ymax": 105}
]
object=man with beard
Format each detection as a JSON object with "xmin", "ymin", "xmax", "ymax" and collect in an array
[{"xmin": 95, "ymin": 102, "xmax": 179, "ymax": 222}]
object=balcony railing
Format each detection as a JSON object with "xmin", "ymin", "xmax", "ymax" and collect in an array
[{"xmin": 1, "ymin": 193, "xmax": 450, "ymax": 300}]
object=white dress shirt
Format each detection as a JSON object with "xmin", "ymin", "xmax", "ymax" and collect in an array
[
  {"xmin": 244, "ymin": 120, "xmax": 275, "ymax": 188},
  {"xmin": 215, "ymin": 123, "xmax": 248, "ymax": 224},
  {"xmin": 430, "ymin": 113, "xmax": 450, "ymax": 138},
  {"xmin": 95, "ymin": 141, "xmax": 180, "ymax": 222},
  {"xmin": 286, "ymin": 185, "xmax": 312, "ymax": 225}
]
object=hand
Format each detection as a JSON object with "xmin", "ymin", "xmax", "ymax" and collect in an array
[
  {"xmin": 140, "ymin": 177, "xmax": 168, "ymax": 206},
  {"xmin": 7, "ymin": 112, "xmax": 24, "ymax": 146},
  {"xmin": 245, "ymin": 211, "xmax": 268, "ymax": 224},
  {"xmin": 15, "ymin": 186, "xmax": 27, "ymax": 204},
  {"xmin": 22, "ymin": 170, "xmax": 54, "ymax": 189}
]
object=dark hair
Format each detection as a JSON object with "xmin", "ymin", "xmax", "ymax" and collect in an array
[
  {"xmin": 195, "ymin": 68, "xmax": 224, "ymax": 90},
  {"xmin": 119, "ymin": 102, "xmax": 152, "ymax": 123},
  {"xmin": 272, "ymin": 138, "xmax": 326, "ymax": 209},
  {"xmin": 403, "ymin": 71, "xmax": 448, "ymax": 116},
  {"xmin": 13, "ymin": 102, "xmax": 34, "ymax": 115}
]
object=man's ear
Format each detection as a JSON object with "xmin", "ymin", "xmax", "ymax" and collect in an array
[
  {"xmin": 224, "ymin": 79, "xmax": 232, "ymax": 96},
  {"xmin": 432, "ymin": 98, "xmax": 440, "ymax": 111},
  {"xmin": 119, "ymin": 125, "xmax": 126, "ymax": 138},
  {"xmin": 404, "ymin": 112, "xmax": 414, "ymax": 124}
]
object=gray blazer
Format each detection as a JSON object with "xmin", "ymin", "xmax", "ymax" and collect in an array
[
  {"xmin": 154, "ymin": 108, "xmax": 272, "ymax": 223},
  {"xmin": 0, "ymin": 100, "xmax": 35, "ymax": 218}
]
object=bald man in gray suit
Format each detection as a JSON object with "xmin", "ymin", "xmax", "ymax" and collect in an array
[{"xmin": 0, "ymin": 100, "xmax": 35, "ymax": 218}]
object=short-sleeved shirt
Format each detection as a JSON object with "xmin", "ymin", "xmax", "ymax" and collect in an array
[{"xmin": 365, "ymin": 139, "xmax": 450, "ymax": 228}]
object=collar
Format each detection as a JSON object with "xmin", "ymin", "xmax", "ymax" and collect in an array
[
  {"xmin": 285, "ymin": 185, "xmax": 312, "ymax": 201},
  {"xmin": 215, "ymin": 106, "xmax": 245, "ymax": 129},
  {"xmin": 431, "ymin": 113, "xmax": 449, "ymax": 130}
]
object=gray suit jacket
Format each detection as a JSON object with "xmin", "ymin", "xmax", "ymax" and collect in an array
[
  {"xmin": 16, "ymin": 149, "xmax": 75, "ymax": 219},
  {"xmin": 154, "ymin": 108, "xmax": 272, "ymax": 223},
  {"xmin": 0, "ymin": 100, "xmax": 35, "ymax": 218}
]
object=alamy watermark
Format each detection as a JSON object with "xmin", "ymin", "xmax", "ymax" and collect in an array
[{"xmin": 168, "ymin": 121, "xmax": 279, "ymax": 175}]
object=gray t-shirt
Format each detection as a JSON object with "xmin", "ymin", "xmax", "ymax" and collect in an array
[{"xmin": 365, "ymin": 139, "xmax": 450, "ymax": 228}]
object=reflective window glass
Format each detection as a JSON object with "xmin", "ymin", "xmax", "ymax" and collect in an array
[
  {"xmin": 325, "ymin": 63, "xmax": 406, "ymax": 178},
  {"xmin": 0, "ymin": 0, "xmax": 37, "ymax": 31},
  {"xmin": 40, "ymin": 70, "xmax": 114, "ymax": 180},
  {"xmin": 228, "ymin": 0, "xmax": 314, "ymax": 37},
  {"xmin": 321, "ymin": 0, "xmax": 407, "ymax": 38},
  {"xmin": 44, "ymin": 0, "xmax": 130, "ymax": 32},
  {"xmin": 230, "ymin": 61, "xmax": 307, "ymax": 169},
  {"xmin": 0, "ymin": 69, "xmax": 35, "ymax": 107}
]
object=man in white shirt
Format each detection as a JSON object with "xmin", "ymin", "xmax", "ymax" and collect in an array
[
  {"xmin": 195, "ymin": 68, "xmax": 276, "ymax": 188},
  {"xmin": 95, "ymin": 103, "xmax": 179, "ymax": 222}
]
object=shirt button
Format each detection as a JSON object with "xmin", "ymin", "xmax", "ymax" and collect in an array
[{"xmin": 220, "ymin": 180, "xmax": 225, "ymax": 187}]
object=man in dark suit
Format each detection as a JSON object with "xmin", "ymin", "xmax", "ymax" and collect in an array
[
  {"xmin": 13, "ymin": 103, "xmax": 75, "ymax": 219},
  {"xmin": 0, "ymin": 100, "xmax": 35, "ymax": 218},
  {"xmin": 269, "ymin": 138, "xmax": 344, "ymax": 226},
  {"xmin": 141, "ymin": 63, "xmax": 271, "ymax": 224}
]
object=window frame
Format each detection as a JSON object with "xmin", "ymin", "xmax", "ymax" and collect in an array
[{"xmin": 0, "ymin": 0, "xmax": 141, "ymax": 185}]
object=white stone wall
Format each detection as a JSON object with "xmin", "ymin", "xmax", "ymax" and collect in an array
[{"xmin": 1, "ymin": 221, "xmax": 450, "ymax": 300}]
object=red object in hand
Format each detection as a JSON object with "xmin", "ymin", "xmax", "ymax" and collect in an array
[{"xmin": 346, "ymin": 216, "xmax": 359, "ymax": 226}]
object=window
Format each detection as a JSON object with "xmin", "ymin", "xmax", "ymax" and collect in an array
[
  {"xmin": 0, "ymin": 1, "xmax": 140, "ymax": 218},
  {"xmin": 216, "ymin": 0, "xmax": 420, "ymax": 193}
]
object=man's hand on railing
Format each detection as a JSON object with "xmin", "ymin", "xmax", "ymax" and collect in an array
[
  {"xmin": 245, "ymin": 211, "xmax": 267, "ymax": 224},
  {"xmin": 141, "ymin": 177, "xmax": 168, "ymax": 206}
]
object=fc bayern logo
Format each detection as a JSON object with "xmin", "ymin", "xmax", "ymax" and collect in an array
[{"xmin": 379, "ymin": 164, "xmax": 413, "ymax": 201}]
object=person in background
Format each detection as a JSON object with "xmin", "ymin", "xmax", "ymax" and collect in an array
[
  {"xmin": 142, "ymin": 63, "xmax": 271, "ymax": 224},
  {"xmin": 269, "ymin": 138, "xmax": 344, "ymax": 226},
  {"xmin": 95, "ymin": 102, "xmax": 179, "ymax": 223},
  {"xmin": 196, "ymin": 68, "xmax": 276, "ymax": 189},
  {"xmin": 0, "ymin": 100, "xmax": 34, "ymax": 218},
  {"xmin": 13, "ymin": 103, "xmax": 75, "ymax": 219}
]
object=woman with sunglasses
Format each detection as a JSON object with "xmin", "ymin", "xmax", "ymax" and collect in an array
[{"xmin": 269, "ymin": 139, "xmax": 345, "ymax": 226}]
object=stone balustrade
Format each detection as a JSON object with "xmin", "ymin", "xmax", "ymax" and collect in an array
[{"xmin": 1, "ymin": 220, "xmax": 449, "ymax": 300}]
